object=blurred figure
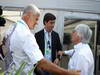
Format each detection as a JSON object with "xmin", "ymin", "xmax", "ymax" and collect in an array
[
  {"xmin": 58, "ymin": 24, "xmax": 94, "ymax": 75},
  {"xmin": 4, "ymin": 4, "xmax": 80, "ymax": 75},
  {"xmin": 0, "ymin": 37, "xmax": 6, "ymax": 60}
]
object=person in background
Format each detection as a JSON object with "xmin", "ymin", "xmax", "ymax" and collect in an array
[
  {"xmin": 0, "ymin": 38, "xmax": 5, "ymax": 60},
  {"xmin": 58, "ymin": 24, "xmax": 94, "ymax": 75},
  {"xmin": 35, "ymin": 13, "xmax": 62, "ymax": 75},
  {"xmin": 4, "ymin": 4, "xmax": 80, "ymax": 75}
]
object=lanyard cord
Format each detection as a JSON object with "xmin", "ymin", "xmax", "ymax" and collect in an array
[{"xmin": 45, "ymin": 32, "xmax": 51, "ymax": 49}]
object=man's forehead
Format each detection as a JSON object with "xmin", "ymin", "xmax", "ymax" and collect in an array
[{"xmin": 49, "ymin": 20, "xmax": 55, "ymax": 23}]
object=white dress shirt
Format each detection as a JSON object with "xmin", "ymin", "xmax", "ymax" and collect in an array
[
  {"xmin": 67, "ymin": 43, "xmax": 94, "ymax": 75},
  {"xmin": 5, "ymin": 19, "xmax": 44, "ymax": 75},
  {"xmin": 44, "ymin": 29, "xmax": 52, "ymax": 61}
]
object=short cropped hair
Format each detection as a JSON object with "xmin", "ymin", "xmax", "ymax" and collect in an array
[
  {"xmin": 43, "ymin": 13, "xmax": 56, "ymax": 25},
  {"xmin": 74, "ymin": 24, "xmax": 92, "ymax": 44},
  {"xmin": 23, "ymin": 4, "xmax": 40, "ymax": 16}
]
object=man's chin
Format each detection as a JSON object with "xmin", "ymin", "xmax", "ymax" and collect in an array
[
  {"xmin": 30, "ymin": 26, "xmax": 35, "ymax": 30},
  {"xmin": 29, "ymin": 27, "xmax": 34, "ymax": 30},
  {"xmin": 30, "ymin": 27, "xmax": 34, "ymax": 30}
]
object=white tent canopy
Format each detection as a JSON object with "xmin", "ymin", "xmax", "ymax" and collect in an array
[{"xmin": 0, "ymin": 0, "xmax": 100, "ymax": 14}]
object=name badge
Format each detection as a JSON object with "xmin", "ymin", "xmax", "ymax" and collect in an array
[
  {"xmin": 45, "ymin": 49, "xmax": 51, "ymax": 60},
  {"xmin": 45, "ymin": 49, "xmax": 51, "ymax": 55}
]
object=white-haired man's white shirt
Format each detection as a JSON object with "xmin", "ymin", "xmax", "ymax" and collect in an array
[
  {"xmin": 65, "ymin": 43, "xmax": 94, "ymax": 75},
  {"xmin": 5, "ymin": 19, "xmax": 44, "ymax": 75}
]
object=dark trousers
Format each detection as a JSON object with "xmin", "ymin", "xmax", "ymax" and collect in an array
[
  {"xmin": 43, "ymin": 70, "xmax": 52, "ymax": 75},
  {"xmin": 34, "ymin": 67, "xmax": 54, "ymax": 75},
  {"xmin": 34, "ymin": 67, "xmax": 44, "ymax": 75}
]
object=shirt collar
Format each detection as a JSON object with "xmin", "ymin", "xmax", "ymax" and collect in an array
[
  {"xmin": 74, "ymin": 42, "xmax": 83, "ymax": 52},
  {"xmin": 44, "ymin": 28, "xmax": 52, "ymax": 36},
  {"xmin": 18, "ymin": 19, "xmax": 30, "ymax": 31}
]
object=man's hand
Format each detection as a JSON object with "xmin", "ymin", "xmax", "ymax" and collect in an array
[
  {"xmin": 54, "ymin": 58, "xmax": 59, "ymax": 65},
  {"xmin": 58, "ymin": 51, "xmax": 64, "ymax": 56}
]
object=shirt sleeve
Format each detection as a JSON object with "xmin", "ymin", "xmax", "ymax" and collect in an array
[
  {"xmin": 23, "ymin": 34, "xmax": 44, "ymax": 65},
  {"xmin": 64, "ymin": 49, "xmax": 74, "ymax": 56}
]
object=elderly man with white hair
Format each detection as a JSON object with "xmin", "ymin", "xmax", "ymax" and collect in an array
[
  {"xmin": 4, "ymin": 4, "xmax": 80, "ymax": 75},
  {"xmin": 58, "ymin": 24, "xmax": 94, "ymax": 75}
]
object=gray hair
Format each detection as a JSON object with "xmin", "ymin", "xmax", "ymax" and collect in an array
[
  {"xmin": 23, "ymin": 4, "xmax": 40, "ymax": 16},
  {"xmin": 74, "ymin": 24, "xmax": 92, "ymax": 44}
]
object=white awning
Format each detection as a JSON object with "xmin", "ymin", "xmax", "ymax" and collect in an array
[{"xmin": 0, "ymin": 0, "xmax": 100, "ymax": 14}]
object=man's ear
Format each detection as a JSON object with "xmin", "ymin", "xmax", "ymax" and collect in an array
[{"xmin": 44, "ymin": 21, "xmax": 48, "ymax": 25}]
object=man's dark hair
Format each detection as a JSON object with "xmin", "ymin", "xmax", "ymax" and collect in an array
[{"xmin": 43, "ymin": 13, "xmax": 56, "ymax": 25}]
